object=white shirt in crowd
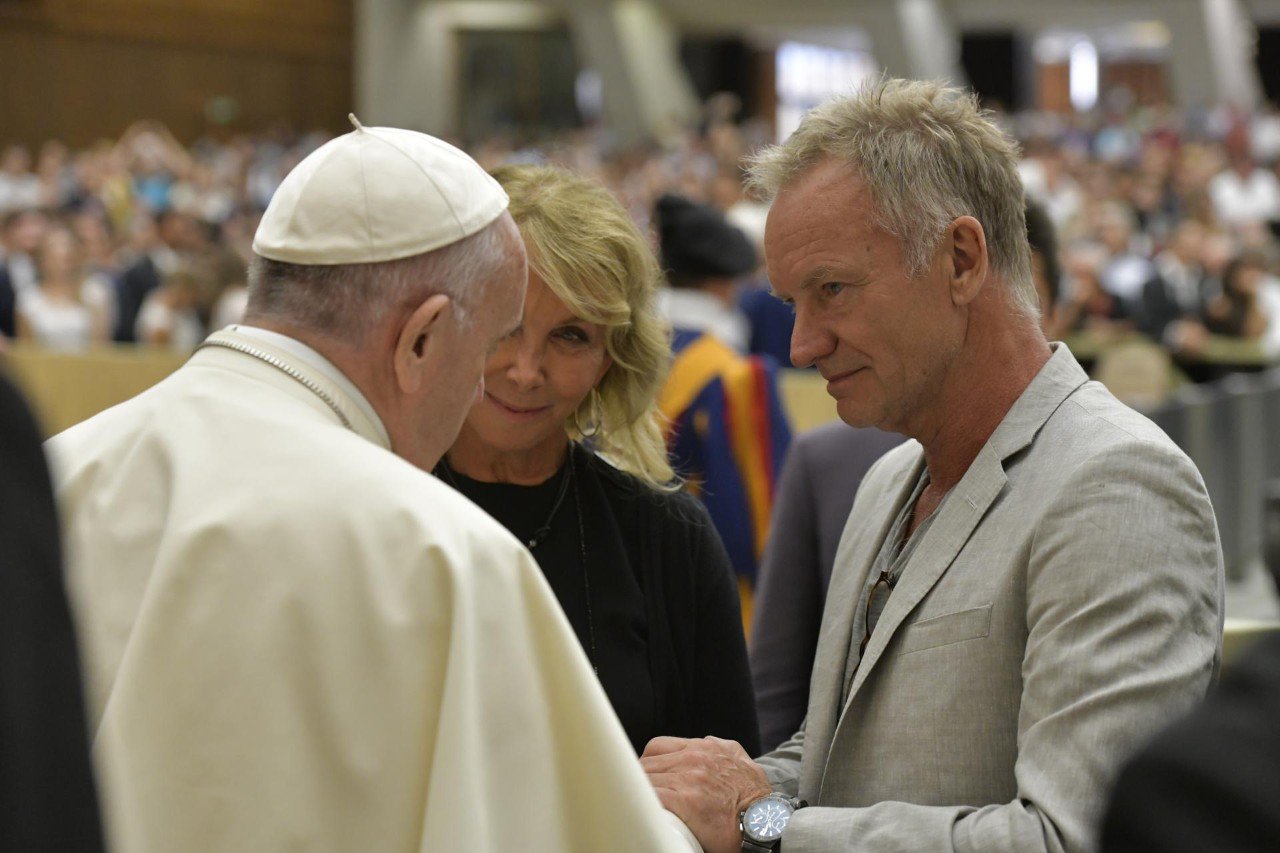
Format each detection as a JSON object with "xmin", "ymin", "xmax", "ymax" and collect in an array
[
  {"xmin": 16, "ymin": 289, "xmax": 94, "ymax": 351},
  {"xmin": 1256, "ymin": 275, "xmax": 1280, "ymax": 361},
  {"xmin": 0, "ymin": 173, "xmax": 40, "ymax": 213},
  {"xmin": 16, "ymin": 273, "xmax": 112, "ymax": 351},
  {"xmin": 1209, "ymin": 167, "xmax": 1280, "ymax": 228},
  {"xmin": 658, "ymin": 286, "xmax": 750, "ymax": 352},
  {"xmin": 135, "ymin": 291, "xmax": 204, "ymax": 352}
]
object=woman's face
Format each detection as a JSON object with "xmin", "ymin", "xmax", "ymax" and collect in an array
[
  {"xmin": 1228, "ymin": 263, "xmax": 1263, "ymax": 298},
  {"xmin": 38, "ymin": 229, "xmax": 80, "ymax": 281},
  {"xmin": 462, "ymin": 271, "xmax": 612, "ymax": 458}
]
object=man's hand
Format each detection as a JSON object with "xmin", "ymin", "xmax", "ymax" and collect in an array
[{"xmin": 642, "ymin": 736, "xmax": 773, "ymax": 853}]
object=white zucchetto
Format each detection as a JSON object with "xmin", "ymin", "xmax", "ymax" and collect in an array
[{"xmin": 253, "ymin": 115, "xmax": 508, "ymax": 265}]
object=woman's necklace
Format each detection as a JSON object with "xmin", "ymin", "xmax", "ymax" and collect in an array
[
  {"xmin": 438, "ymin": 452, "xmax": 570, "ymax": 550},
  {"xmin": 568, "ymin": 451, "xmax": 597, "ymax": 675},
  {"xmin": 439, "ymin": 446, "xmax": 597, "ymax": 674}
]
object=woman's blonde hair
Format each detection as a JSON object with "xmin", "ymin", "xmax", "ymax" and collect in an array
[{"xmin": 490, "ymin": 163, "xmax": 675, "ymax": 489}]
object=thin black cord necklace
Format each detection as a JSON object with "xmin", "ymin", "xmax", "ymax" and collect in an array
[
  {"xmin": 438, "ymin": 445, "xmax": 597, "ymax": 674},
  {"xmin": 439, "ymin": 452, "xmax": 572, "ymax": 550}
]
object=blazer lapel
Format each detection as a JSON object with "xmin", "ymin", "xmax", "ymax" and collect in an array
[
  {"xmin": 801, "ymin": 451, "xmax": 923, "ymax": 793},
  {"xmin": 841, "ymin": 443, "xmax": 1007, "ymax": 705}
]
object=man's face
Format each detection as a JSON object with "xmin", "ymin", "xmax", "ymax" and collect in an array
[
  {"xmin": 765, "ymin": 158, "xmax": 965, "ymax": 434},
  {"xmin": 413, "ymin": 223, "xmax": 526, "ymax": 467}
]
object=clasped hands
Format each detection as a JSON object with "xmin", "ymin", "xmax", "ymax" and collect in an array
[{"xmin": 642, "ymin": 736, "xmax": 774, "ymax": 853}]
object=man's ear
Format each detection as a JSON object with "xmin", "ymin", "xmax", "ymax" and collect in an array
[
  {"xmin": 394, "ymin": 293, "xmax": 452, "ymax": 394},
  {"xmin": 947, "ymin": 215, "xmax": 988, "ymax": 307}
]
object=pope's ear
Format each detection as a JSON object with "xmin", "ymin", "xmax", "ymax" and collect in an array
[{"xmin": 394, "ymin": 293, "xmax": 452, "ymax": 394}]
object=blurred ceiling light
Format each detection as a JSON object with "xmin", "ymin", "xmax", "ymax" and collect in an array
[{"xmin": 1069, "ymin": 39, "xmax": 1099, "ymax": 112}]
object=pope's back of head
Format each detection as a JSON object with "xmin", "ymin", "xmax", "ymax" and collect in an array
[{"xmin": 243, "ymin": 117, "xmax": 527, "ymax": 470}]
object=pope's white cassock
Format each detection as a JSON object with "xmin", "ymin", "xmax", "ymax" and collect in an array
[{"xmin": 47, "ymin": 325, "xmax": 700, "ymax": 851}]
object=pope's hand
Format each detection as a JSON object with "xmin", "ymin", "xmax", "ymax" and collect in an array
[{"xmin": 642, "ymin": 736, "xmax": 772, "ymax": 853}]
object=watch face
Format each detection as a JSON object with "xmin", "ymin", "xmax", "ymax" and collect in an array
[{"xmin": 743, "ymin": 797, "xmax": 792, "ymax": 842}]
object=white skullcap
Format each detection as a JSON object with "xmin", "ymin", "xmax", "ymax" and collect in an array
[{"xmin": 253, "ymin": 115, "xmax": 508, "ymax": 265}]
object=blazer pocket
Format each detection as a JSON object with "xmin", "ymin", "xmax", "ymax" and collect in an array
[{"xmin": 896, "ymin": 604, "xmax": 992, "ymax": 656}]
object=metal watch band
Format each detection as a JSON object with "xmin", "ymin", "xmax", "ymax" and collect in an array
[{"xmin": 741, "ymin": 839, "xmax": 777, "ymax": 853}]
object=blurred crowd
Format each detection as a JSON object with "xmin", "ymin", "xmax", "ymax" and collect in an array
[{"xmin": 8, "ymin": 97, "xmax": 1280, "ymax": 375}]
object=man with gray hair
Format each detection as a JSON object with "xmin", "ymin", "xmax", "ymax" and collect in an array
[
  {"xmin": 643, "ymin": 79, "xmax": 1223, "ymax": 852},
  {"xmin": 47, "ymin": 121, "xmax": 698, "ymax": 851}
]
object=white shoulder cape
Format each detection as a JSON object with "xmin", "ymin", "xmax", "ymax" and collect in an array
[{"xmin": 47, "ymin": 329, "xmax": 699, "ymax": 852}]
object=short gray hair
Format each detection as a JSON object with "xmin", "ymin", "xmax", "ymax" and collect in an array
[
  {"xmin": 747, "ymin": 78, "xmax": 1037, "ymax": 316},
  {"xmin": 245, "ymin": 216, "xmax": 513, "ymax": 340}
]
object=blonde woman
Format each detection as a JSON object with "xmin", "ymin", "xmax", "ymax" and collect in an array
[{"xmin": 438, "ymin": 164, "xmax": 759, "ymax": 756}]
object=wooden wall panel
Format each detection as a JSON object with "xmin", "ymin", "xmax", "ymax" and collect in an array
[
  {"xmin": 0, "ymin": 0, "xmax": 353, "ymax": 147},
  {"xmin": 1036, "ymin": 62, "xmax": 1071, "ymax": 113},
  {"xmin": 1103, "ymin": 60, "xmax": 1171, "ymax": 108}
]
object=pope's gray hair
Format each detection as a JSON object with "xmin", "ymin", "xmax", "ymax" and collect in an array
[
  {"xmin": 746, "ymin": 78, "xmax": 1038, "ymax": 317},
  {"xmin": 245, "ymin": 216, "xmax": 514, "ymax": 340}
]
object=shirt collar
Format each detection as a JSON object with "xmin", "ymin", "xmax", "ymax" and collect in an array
[{"xmin": 227, "ymin": 324, "xmax": 387, "ymax": 444}]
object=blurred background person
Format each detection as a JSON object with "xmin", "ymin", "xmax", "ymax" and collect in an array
[
  {"xmin": 0, "ymin": 145, "xmax": 40, "ymax": 214},
  {"xmin": 1096, "ymin": 200, "xmax": 1159, "ymax": 313},
  {"xmin": 15, "ymin": 225, "xmax": 110, "ymax": 351},
  {"xmin": 652, "ymin": 192, "xmax": 791, "ymax": 625},
  {"xmin": 1141, "ymin": 219, "xmax": 1211, "ymax": 350},
  {"xmin": 1204, "ymin": 252, "xmax": 1272, "ymax": 339},
  {"xmin": 437, "ymin": 164, "xmax": 759, "ymax": 756},
  {"xmin": 1057, "ymin": 240, "xmax": 1134, "ymax": 339},
  {"xmin": 1209, "ymin": 142, "xmax": 1280, "ymax": 232},
  {"xmin": 113, "ymin": 209, "xmax": 204, "ymax": 343},
  {"xmin": 134, "ymin": 260, "xmax": 205, "ymax": 351},
  {"xmin": 2, "ymin": 208, "xmax": 48, "ymax": 296}
]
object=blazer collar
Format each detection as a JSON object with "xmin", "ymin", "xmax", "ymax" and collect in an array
[
  {"xmin": 807, "ymin": 449, "xmax": 923, "ymax": 759},
  {"xmin": 985, "ymin": 342, "xmax": 1090, "ymax": 463}
]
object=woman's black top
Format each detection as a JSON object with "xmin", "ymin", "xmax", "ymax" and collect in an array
[{"xmin": 437, "ymin": 442, "xmax": 760, "ymax": 756}]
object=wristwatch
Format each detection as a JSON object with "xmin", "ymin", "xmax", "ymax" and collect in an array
[{"xmin": 739, "ymin": 794, "xmax": 804, "ymax": 851}]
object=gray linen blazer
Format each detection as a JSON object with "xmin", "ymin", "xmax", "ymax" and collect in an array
[{"xmin": 756, "ymin": 345, "xmax": 1224, "ymax": 852}]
